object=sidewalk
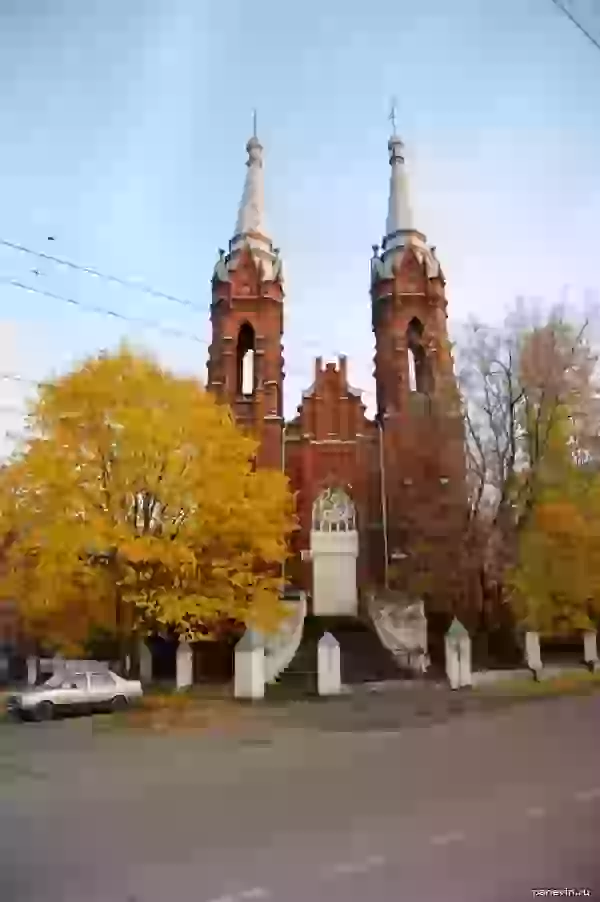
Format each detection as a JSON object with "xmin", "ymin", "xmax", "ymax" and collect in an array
[{"xmin": 4, "ymin": 670, "xmax": 600, "ymax": 735}]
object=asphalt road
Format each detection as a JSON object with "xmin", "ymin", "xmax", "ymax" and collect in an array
[{"xmin": 1, "ymin": 693, "xmax": 600, "ymax": 901}]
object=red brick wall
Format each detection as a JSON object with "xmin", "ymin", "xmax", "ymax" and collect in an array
[
  {"xmin": 208, "ymin": 245, "xmax": 284, "ymax": 471},
  {"xmin": 207, "ymin": 242, "xmax": 468, "ymax": 609},
  {"xmin": 370, "ymin": 249, "xmax": 468, "ymax": 610},
  {"xmin": 283, "ymin": 358, "xmax": 385, "ymax": 594}
]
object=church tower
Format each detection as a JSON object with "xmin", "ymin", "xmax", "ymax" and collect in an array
[
  {"xmin": 370, "ymin": 129, "xmax": 455, "ymax": 419},
  {"xmin": 370, "ymin": 126, "xmax": 466, "ymax": 603},
  {"xmin": 208, "ymin": 128, "xmax": 284, "ymax": 470}
]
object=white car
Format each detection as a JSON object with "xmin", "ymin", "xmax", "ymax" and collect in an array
[{"xmin": 6, "ymin": 667, "xmax": 143, "ymax": 721}]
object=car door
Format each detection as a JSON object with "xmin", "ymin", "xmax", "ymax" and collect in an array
[
  {"xmin": 53, "ymin": 673, "xmax": 88, "ymax": 711},
  {"xmin": 87, "ymin": 671, "xmax": 117, "ymax": 709}
]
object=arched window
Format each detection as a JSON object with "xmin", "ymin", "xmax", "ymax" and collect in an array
[
  {"xmin": 407, "ymin": 348, "xmax": 417, "ymax": 392},
  {"xmin": 242, "ymin": 349, "xmax": 254, "ymax": 395},
  {"xmin": 236, "ymin": 322, "xmax": 256, "ymax": 396},
  {"xmin": 312, "ymin": 487, "xmax": 356, "ymax": 532},
  {"xmin": 406, "ymin": 317, "xmax": 432, "ymax": 394}
]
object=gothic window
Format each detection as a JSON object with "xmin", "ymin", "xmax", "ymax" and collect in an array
[
  {"xmin": 407, "ymin": 348, "xmax": 417, "ymax": 392},
  {"xmin": 236, "ymin": 322, "xmax": 256, "ymax": 396},
  {"xmin": 312, "ymin": 487, "xmax": 356, "ymax": 532},
  {"xmin": 406, "ymin": 317, "xmax": 432, "ymax": 394}
]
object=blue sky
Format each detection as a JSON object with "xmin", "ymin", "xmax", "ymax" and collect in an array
[{"xmin": 0, "ymin": 0, "xmax": 599, "ymax": 451}]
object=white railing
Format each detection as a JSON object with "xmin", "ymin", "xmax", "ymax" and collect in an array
[{"xmin": 263, "ymin": 591, "xmax": 307, "ymax": 684}]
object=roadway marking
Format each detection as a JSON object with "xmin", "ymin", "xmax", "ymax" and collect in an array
[
  {"xmin": 574, "ymin": 787, "xmax": 600, "ymax": 803},
  {"xmin": 331, "ymin": 861, "xmax": 369, "ymax": 875},
  {"xmin": 429, "ymin": 830, "xmax": 465, "ymax": 846},
  {"xmin": 526, "ymin": 806, "xmax": 546, "ymax": 819},
  {"xmin": 206, "ymin": 890, "xmax": 270, "ymax": 902},
  {"xmin": 327, "ymin": 855, "xmax": 387, "ymax": 877}
]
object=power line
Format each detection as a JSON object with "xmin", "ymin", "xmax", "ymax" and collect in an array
[
  {"xmin": 0, "ymin": 276, "xmax": 209, "ymax": 346},
  {"xmin": 549, "ymin": 0, "xmax": 600, "ymax": 54},
  {"xmin": 0, "ymin": 372, "xmax": 39, "ymax": 387},
  {"xmin": 0, "ymin": 239, "xmax": 204, "ymax": 313},
  {"xmin": 0, "ymin": 278, "xmax": 354, "ymax": 374},
  {"xmin": 0, "ymin": 240, "xmax": 361, "ymax": 358}
]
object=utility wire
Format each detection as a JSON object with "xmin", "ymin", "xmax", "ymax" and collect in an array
[
  {"xmin": 0, "ymin": 240, "xmax": 356, "ymax": 355},
  {"xmin": 0, "ymin": 239, "xmax": 204, "ymax": 312},
  {"xmin": 0, "ymin": 373, "xmax": 39, "ymax": 387},
  {"xmin": 0, "ymin": 282, "xmax": 349, "ymax": 380},
  {"xmin": 0, "ymin": 277, "xmax": 209, "ymax": 345},
  {"xmin": 0, "ymin": 239, "xmax": 345, "ymax": 354},
  {"xmin": 549, "ymin": 0, "xmax": 600, "ymax": 54}
]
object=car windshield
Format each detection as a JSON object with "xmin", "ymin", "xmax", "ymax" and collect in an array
[{"xmin": 43, "ymin": 673, "xmax": 65, "ymax": 688}]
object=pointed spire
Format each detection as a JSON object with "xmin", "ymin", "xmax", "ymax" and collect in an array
[
  {"xmin": 213, "ymin": 118, "xmax": 283, "ymax": 287},
  {"xmin": 384, "ymin": 128, "xmax": 414, "ymax": 245},
  {"xmin": 234, "ymin": 116, "xmax": 267, "ymax": 240},
  {"xmin": 371, "ymin": 113, "xmax": 441, "ymax": 285}
]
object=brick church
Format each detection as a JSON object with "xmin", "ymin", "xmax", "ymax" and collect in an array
[{"xmin": 207, "ymin": 126, "xmax": 468, "ymax": 619}]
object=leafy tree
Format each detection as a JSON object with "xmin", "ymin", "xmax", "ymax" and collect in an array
[
  {"xmin": 456, "ymin": 302, "xmax": 600, "ymax": 638},
  {"xmin": 0, "ymin": 346, "xmax": 295, "ymax": 657},
  {"xmin": 508, "ymin": 410, "xmax": 600, "ymax": 635}
]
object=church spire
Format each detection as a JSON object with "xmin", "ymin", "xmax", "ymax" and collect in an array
[
  {"xmin": 382, "ymin": 103, "xmax": 416, "ymax": 255},
  {"xmin": 234, "ymin": 127, "xmax": 267, "ymax": 240},
  {"xmin": 385, "ymin": 132, "xmax": 414, "ymax": 242},
  {"xmin": 212, "ymin": 121, "xmax": 283, "ymax": 286},
  {"xmin": 370, "ymin": 116, "xmax": 441, "ymax": 285}
]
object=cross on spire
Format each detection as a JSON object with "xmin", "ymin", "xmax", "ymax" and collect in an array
[{"xmin": 389, "ymin": 97, "xmax": 398, "ymax": 136}]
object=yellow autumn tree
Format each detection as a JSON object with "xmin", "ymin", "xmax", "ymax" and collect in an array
[
  {"xmin": 509, "ymin": 405, "xmax": 600, "ymax": 635},
  {"xmin": 0, "ymin": 346, "xmax": 295, "ymax": 656},
  {"xmin": 510, "ymin": 498, "xmax": 594, "ymax": 635}
]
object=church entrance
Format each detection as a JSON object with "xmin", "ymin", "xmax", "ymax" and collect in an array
[{"xmin": 310, "ymin": 488, "xmax": 358, "ymax": 616}]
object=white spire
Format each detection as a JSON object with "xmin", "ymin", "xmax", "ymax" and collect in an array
[
  {"xmin": 385, "ymin": 133, "xmax": 414, "ymax": 242},
  {"xmin": 215, "ymin": 124, "xmax": 283, "ymax": 286},
  {"xmin": 370, "ymin": 123, "xmax": 441, "ymax": 284},
  {"xmin": 234, "ymin": 133, "xmax": 267, "ymax": 239}
]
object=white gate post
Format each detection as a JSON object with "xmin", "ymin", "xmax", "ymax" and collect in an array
[
  {"xmin": 445, "ymin": 618, "xmax": 471, "ymax": 690},
  {"xmin": 317, "ymin": 632, "xmax": 341, "ymax": 696},
  {"xmin": 458, "ymin": 633, "xmax": 472, "ymax": 687},
  {"xmin": 234, "ymin": 630, "xmax": 265, "ymax": 700},
  {"xmin": 26, "ymin": 655, "xmax": 38, "ymax": 686},
  {"xmin": 445, "ymin": 640, "xmax": 459, "ymax": 690},
  {"xmin": 176, "ymin": 638, "xmax": 193, "ymax": 690},
  {"xmin": 525, "ymin": 631, "xmax": 542, "ymax": 678},
  {"xmin": 52, "ymin": 654, "xmax": 64, "ymax": 676},
  {"xmin": 138, "ymin": 639, "xmax": 153, "ymax": 684},
  {"xmin": 583, "ymin": 630, "xmax": 599, "ymax": 672}
]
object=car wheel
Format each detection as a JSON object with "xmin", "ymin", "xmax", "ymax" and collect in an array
[
  {"xmin": 33, "ymin": 701, "xmax": 54, "ymax": 722},
  {"xmin": 111, "ymin": 695, "xmax": 128, "ymax": 712}
]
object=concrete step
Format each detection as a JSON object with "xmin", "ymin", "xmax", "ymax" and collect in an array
[{"xmin": 270, "ymin": 614, "xmax": 409, "ymax": 695}]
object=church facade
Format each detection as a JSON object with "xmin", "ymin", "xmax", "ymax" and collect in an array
[{"xmin": 207, "ymin": 128, "xmax": 467, "ymax": 617}]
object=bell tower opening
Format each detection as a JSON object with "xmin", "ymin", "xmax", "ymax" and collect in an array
[
  {"xmin": 237, "ymin": 322, "xmax": 256, "ymax": 397},
  {"xmin": 407, "ymin": 348, "xmax": 417, "ymax": 393},
  {"xmin": 406, "ymin": 317, "xmax": 431, "ymax": 394}
]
